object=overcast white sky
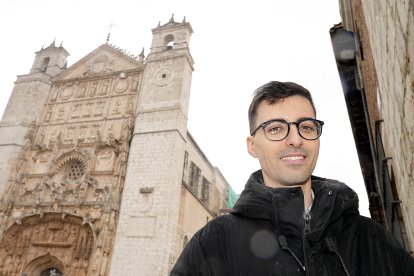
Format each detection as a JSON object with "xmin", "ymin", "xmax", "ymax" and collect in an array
[{"xmin": 0, "ymin": 0, "xmax": 370, "ymax": 216}]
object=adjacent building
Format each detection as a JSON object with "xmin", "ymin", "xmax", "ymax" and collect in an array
[
  {"xmin": 330, "ymin": 0, "xmax": 413, "ymax": 253},
  {"xmin": 0, "ymin": 16, "xmax": 236, "ymax": 275}
]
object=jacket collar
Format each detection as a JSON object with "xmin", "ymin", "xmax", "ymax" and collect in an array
[{"xmin": 231, "ymin": 170, "xmax": 359, "ymax": 241}]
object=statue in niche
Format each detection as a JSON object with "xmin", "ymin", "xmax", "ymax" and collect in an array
[
  {"xmin": 95, "ymin": 100, "xmax": 106, "ymax": 117},
  {"xmin": 126, "ymin": 96, "xmax": 135, "ymax": 115},
  {"xmin": 48, "ymin": 129, "xmax": 58, "ymax": 145},
  {"xmin": 37, "ymin": 128, "xmax": 46, "ymax": 145},
  {"xmin": 56, "ymin": 106, "xmax": 65, "ymax": 121},
  {"xmin": 100, "ymin": 80, "xmax": 110, "ymax": 95},
  {"xmin": 50, "ymin": 86, "xmax": 59, "ymax": 101},
  {"xmin": 83, "ymin": 102, "xmax": 93, "ymax": 117},
  {"xmin": 130, "ymin": 75, "xmax": 140, "ymax": 91},
  {"xmin": 78, "ymin": 125, "xmax": 88, "ymax": 142},
  {"xmin": 76, "ymin": 174, "xmax": 96, "ymax": 203},
  {"xmin": 114, "ymin": 149, "xmax": 127, "ymax": 178},
  {"xmin": 64, "ymin": 126, "xmax": 77, "ymax": 144},
  {"xmin": 106, "ymin": 124, "xmax": 116, "ymax": 144},
  {"xmin": 121, "ymin": 117, "xmax": 133, "ymax": 142},
  {"xmin": 11, "ymin": 154, "xmax": 27, "ymax": 181},
  {"xmin": 89, "ymin": 125, "xmax": 101, "ymax": 143},
  {"xmin": 89, "ymin": 81, "xmax": 98, "ymax": 97},
  {"xmin": 95, "ymin": 149, "xmax": 114, "ymax": 171},
  {"xmin": 24, "ymin": 123, "xmax": 36, "ymax": 147},
  {"xmin": 111, "ymin": 100, "xmax": 121, "ymax": 115},
  {"xmin": 44, "ymin": 107, "xmax": 53, "ymax": 122},
  {"xmin": 71, "ymin": 103, "xmax": 82, "ymax": 118},
  {"xmin": 94, "ymin": 185, "xmax": 111, "ymax": 205},
  {"xmin": 77, "ymin": 83, "xmax": 88, "ymax": 98},
  {"xmin": 50, "ymin": 181, "xmax": 64, "ymax": 202}
]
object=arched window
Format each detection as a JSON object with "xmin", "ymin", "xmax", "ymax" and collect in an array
[
  {"xmin": 40, "ymin": 57, "xmax": 50, "ymax": 72},
  {"xmin": 67, "ymin": 159, "xmax": 85, "ymax": 180},
  {"xmin": 164, "ymin": 34, "xmax": 174, "ymax": 50}
]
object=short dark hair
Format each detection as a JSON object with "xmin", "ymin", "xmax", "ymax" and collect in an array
[{"xmin": 248, "ymin": 81, "xmax": 316, "ymax": 134}]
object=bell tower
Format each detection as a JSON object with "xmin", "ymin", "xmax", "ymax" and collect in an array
[
  {"xmin": 0, "ymin": 41, "xmax": 69, "ymax": 196},
  {"xmin": 30, "ymin": 40, "xmax": 69, "ymax": 76},
  {"xmin": 109, "ymin": 16, "xmax": 194, "ymax": 275}
]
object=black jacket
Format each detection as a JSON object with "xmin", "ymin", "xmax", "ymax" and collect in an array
[{"xmin": 171, "ymin": 170, "xmax": 414, "ymax": 275}]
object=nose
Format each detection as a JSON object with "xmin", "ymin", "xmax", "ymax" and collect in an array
[{"xmin": 284, "ymin": 124, "xmax": 303, "ymax": 147}]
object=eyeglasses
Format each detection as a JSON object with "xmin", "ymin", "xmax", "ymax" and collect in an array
[{"xmin": 250, "ymin": 118, "xmax": 324, "ymax": 141}]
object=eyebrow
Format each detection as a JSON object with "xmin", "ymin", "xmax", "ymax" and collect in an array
[{"xmin": 263, "ymin": 116, "xmax": 316, "ymax": 123}]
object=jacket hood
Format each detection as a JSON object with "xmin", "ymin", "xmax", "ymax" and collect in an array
[{"xmin": 231, "ymin": 170, "xmax": 360, "ymax": 241}]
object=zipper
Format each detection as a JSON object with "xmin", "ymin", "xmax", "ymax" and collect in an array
[
  {"xmin": 302, "ymin": 210, "xmax": 312, "ymax": 274},
  {"xmin": 303, "ymin": 211, "xmax": 311, "ymax": 234}
]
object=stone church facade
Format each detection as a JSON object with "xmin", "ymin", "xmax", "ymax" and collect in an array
[{"xmin": 0, "ymin": 17, "xmax": 232, "ymax": 275}]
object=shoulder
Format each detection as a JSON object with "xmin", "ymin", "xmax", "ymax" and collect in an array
[
  {"xmin": 312, "ymin": 175, "xmax": 358, "ymax": 199},
  {"xmin": 349, "ymin": 215, "xmax": 414, "ymax": 273},
  {"xmin": 195, "ymin": 213, "xmax": 241, "ymax": 240},
  {"xmin": 351, "ymin": 215, "xmax": 407, "ymax": 251}
]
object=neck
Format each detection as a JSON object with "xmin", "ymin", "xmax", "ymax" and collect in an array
[{"xmin": 301, "ymin": 182, "xmax": 313, "ymax": 210}]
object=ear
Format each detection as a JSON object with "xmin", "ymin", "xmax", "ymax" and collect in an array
[{"xmin": 246, "ymin": 136, "xmax": 258, "ymax": 158}]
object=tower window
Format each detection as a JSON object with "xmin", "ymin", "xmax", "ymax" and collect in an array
[
  {"xmin": 164, "ymin": 34, "xmax": 174, "ymax": 50},
  {"xmin": 40, "ymin": 57, "xmax": 50, "ymax": 72}
]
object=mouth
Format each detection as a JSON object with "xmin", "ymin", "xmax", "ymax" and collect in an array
[
  {"xmin": 281, "ymin": 155, "xmax": 305, "ymax": 161},
  {"xmin": 279, "ymin": 152, "xmax": 307, "ymax": 165}
]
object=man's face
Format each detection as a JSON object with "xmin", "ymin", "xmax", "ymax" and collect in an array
[{"xmin": 247, "ymin": 95, "xmax": 320, "ymax": 188}]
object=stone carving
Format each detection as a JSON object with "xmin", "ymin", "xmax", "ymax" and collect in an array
[
  {"xmin": 106, "ymin": 124, "xmax": 116, "ymax": 144},
  {"xmin": 95, "ymin": 100, "xmax": 106, "ymax": 117},
  {"xmin": 55, "ymin": 106, "xmax": 66, "ymax": 122},
  {"xmin": 64, "ymin": 125, "xmax": 77, "ymax": 144},
  {"xmin": 126, "ymin": 96, "xmax": 135, "ymax": 115},
  {"xmin": 0, "ymin": 213, "xmax": 95, "ymax": 275},
  {"xmin": 95, "ymin": 149, "xmax": 115, "ymax": 172},
  {"xmin": 100, "ymin": 79, "xmax": 111, "ymax": 96},
  {"xmin": 114, "ymin": 74, "xmax": 129, "ymax": 93},
  {"xmin": 110, "ymin": 99, "xmax": 122, "ymax": 115},
  {"xmin": 61, "ymin": 84, "xmax": 74, "ymax": 100},
  {"xmin": 33, "ymin": 151, "xmax": 52, "ymax": 174},
  {"xmin": 121, "ymin": 117, "xmax": 134, "ymax": 143},
  {"xmin": 89, "ymin": 124, "xmax": 102, "ymax": 143},
  {"xmin": 24, "ymin": 123, "xmax": 36, "ymax": 148},
  {"xmin": 50, "ymin": 86, "xmax": 59, "ymax": 102},
  {"xmin": 0, "ymin": 54, "xmax": 138, "ymax": 275},
  {"xmin": 130, "ymin": 74, "xmax": 140, "ymax": 92},
  {"xmin": 77, "ymin": 82, "xmax": 88, "ymax": 98},
  {"xmin": 71, "ymin": 103, "xmax": 82, "ymax": 119},
  {"xmin": 114, "ymin": 149, "xmax": 127, "ymax": 177},
  {"xmin": 84, "ymin": 54, "xmax": 113, "ymax": 75},
  {"xmin": 89, "ymin": 81, "xmax": 99, "ymax": 98},
  {"xmin": 82, "ymin": 102, "xmax": 94, "ymax": 118},
  {"xmin": 43, "ymin": 106, "xmax": 53, "ymax": 122},
  {"xmin": 78, "ymin": 124, "xmax": 89, "ymax": 142}
]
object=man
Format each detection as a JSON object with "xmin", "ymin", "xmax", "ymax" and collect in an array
[{"xmin": 171, "ymin": 81, "xmax": 414, "ymax": 275}]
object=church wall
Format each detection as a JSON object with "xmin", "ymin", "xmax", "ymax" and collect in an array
[
  {"xmin": 0, "ymin": 75, "xmax": 52, "ymax": 199},
  {"xmin": 109, "ymin": 130, "xmax": 186, "ymax": 275},
  {"xmin": 361, "ymin": 0, "xmax": 414, "ymax": 251}
]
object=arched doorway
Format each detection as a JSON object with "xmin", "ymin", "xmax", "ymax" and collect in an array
[
  {"xmin": 23, "ymin": 254, "xmax": 64, "ymax": 275},
  {"xmin": 40, "ymin": 267, "xmax": 63, "ymax": 276}
]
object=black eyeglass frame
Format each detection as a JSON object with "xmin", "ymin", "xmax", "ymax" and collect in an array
[{"xmin": 250, "ymin": 118, "xmax": 325, "ymax": 141}]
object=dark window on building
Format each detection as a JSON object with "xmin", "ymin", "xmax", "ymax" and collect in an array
[
  {"xmin": 201, "ymin": 177, "xmax": 211, "ymax": 205},
  {"xmin": 40, "ymin": 57, "xmax": 50, "ymax": 72},
  {"xmin": 189, "ymin": 162, "xmax": 201, "ymax": 195}
]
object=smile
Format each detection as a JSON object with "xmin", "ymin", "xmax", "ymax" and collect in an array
[{"xmin": 281, "ymin": 156, "xmax": 305, "ymax": 161}]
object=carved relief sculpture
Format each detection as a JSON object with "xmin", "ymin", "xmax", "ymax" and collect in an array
[{"xmin": 0, "ymin": 44, "xmax": 140, "ymax": 275}]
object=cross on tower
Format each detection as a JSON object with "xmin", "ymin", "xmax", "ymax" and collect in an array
[{"xmin": 106, "ymin": 22, "xmax": 116, "ymax": 43}]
